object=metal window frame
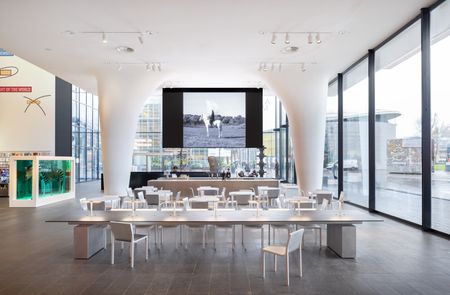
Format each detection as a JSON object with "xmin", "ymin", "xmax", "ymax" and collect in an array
[{"xmin": 329, "ymin": 0, "xmax": 447, "ymax": 236}]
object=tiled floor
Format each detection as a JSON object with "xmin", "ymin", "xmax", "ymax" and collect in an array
[{"xmin": 0, "ymin": 181, "xmax": 449, "ymax": 295}]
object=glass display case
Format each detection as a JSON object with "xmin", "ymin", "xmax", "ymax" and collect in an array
[
  {"xmin": 9, "ymin": 156, "xmax": 75, "ymax": 207},
  {"xmin": 0, "ymin": 151, "xmax": 50, "ymax": 197}
]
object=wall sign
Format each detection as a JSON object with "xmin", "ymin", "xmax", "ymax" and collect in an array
[
  {"xmin": 0, "ymin": 66, "xmax": 19, "ymax": 79},
  {"xmin": 0, "ymin": 86, "xmax": 32, "ymax": 92}
]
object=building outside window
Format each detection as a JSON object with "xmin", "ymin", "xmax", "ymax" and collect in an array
[
  {"xmin": 323, "ymin": 81, "xmax": 338, "ymax": 195},
  {"xmin": 430, "ymin": 1, "xmax": 450, "ymax": 235},
  {"xmin": 343, "ymin": 59, "xmax": 369, "ymax": 207},
  {"xmin": 72, "ymin": 86, "xmax": 102, "ymax": 182},
  {"xmin": 375, "ymin": 20, "xmax": 422, "ymax": 224}
]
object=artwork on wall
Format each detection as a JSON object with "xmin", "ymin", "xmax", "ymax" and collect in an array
[{"xmin": 23, "ymin": 95, "xmax": 51, "ymax": 116}]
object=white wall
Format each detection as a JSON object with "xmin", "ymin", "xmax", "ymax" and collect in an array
[{"xmin": 0, "ymin": 55, "xmax": 55, "ymax": 154}]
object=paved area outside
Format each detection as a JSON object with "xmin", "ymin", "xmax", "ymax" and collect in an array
[{"xmin": 323, "ymin": 169, "xmax": 450, "ymax": 234}]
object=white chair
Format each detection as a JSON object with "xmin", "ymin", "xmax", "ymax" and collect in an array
[
  {"xmin": 126, "ymin": 187, "xmax": 134, "ymax": 197},
  {"xmin": 79, "ymin": 198, "xmax": 88, "ymax": 211},
  {"xmin": 263, "ymin": 229, "xmax": 305, "ymax": 286},
  {"xmin": 298, "ymin": 199, "xmax": 329, "ymax": 248},
  {"xmin": 184, "ymin": 201, "xmax": 207, "ymax": 250},
  {"xmin": 270, "ymin": 198, "xmax": 293, "ymax": 244},
  {"xmin": 157, "ymin": 191, "xmax": 183, "ymax": 250},
  {"xmin": 170, "ymin": 191, "xmax": 183, "ymax": 208},
  {"xmin": 136, "ymin": 191, "xmax": 149, "ymax": 209},
  {"xmin": 110, "ymin": 221, "xmax": 148, "ymax": 268}
]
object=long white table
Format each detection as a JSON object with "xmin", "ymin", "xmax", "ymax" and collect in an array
[{"xmin": 47, "ymin": 209, "xmax": 382, "ymax": 259}]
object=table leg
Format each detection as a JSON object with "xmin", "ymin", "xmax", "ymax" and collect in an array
[
  {"xmin": 327, "ymin": 224, "xmax": 356, "ymax": 258},
  {"xmin": 73, "ymin": 224, "xmax": 106, "ymax": 259}
]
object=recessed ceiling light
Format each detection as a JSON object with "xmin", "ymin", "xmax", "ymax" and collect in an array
[
  {"xmin": 281, "ymin": 46, "xmax": 299, "ymax": 54},
  {"xmin": 44, "ymin": 48, "xmax": 52, "ymax": 51},
  {"xmin": 116, "ymin": 46, "xmax": 134, "ymax": 53},
  {"xmin": 63, "ymin": 30, "xmax": 75, "ymax": 35}
]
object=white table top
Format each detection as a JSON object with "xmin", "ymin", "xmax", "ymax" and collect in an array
[
  {"xmin": 229, "ymin": 191, "xmax": 255, "ymax": 196},
  {"xmin": 47, "ymin": 209, "xmax": 383, "ymax": 225},
  {"xmin": 258, "ymin": 187, "xmax": 280, "ymax": 191},
  {"xmin": 190, "ymin": 196, "xmax": 220, "ymax": 202},
  {"xmin": 197, "ymin": 187, "xmax": 219, "ymax": 191},
  {"xmin": 287, "ymin": 197, "xmax": 316, "ymax": 203},
  {"xmin": 85, "ymin": 195, "xmax": 120, "ymax": 202}
]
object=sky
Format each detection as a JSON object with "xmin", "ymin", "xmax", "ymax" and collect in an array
[
  {"xmin": 183, "ymin": 92, "xmax": 245, "ymax": 116},
  {"xmin": 327, "ymin": 34, "xmax": 450, "ymax": 139}
]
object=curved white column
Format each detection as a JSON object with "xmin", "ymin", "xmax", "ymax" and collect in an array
[
  {"xmin": 264, "ymin": 71, "xmax": 329, "ymax": 193},
  {"xmin": 97, "ymin": 70, "xmax": 163, "ymax": 195}
]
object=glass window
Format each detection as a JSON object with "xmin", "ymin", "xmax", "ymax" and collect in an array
[
  {"xmin": 343, "ymin": 59, "xmax": 369, "ymax": 207},
  {"xmin": 86, "ymin": 106, "xmax": 93, "ymax": 129},
  {"xmin": 431, "ymin": 1, "xmax": 450, "ymax": 234},
  {"xmin": 72, "ymin": 86, "xmax": 101, "ymax": 182},
  {"xmin": 375, "ymin": 20, "xmax": 422, "ymax": 224},
  {"xmin": 323, "ymin": 81, "xmax": 338, "ymax": 194}
]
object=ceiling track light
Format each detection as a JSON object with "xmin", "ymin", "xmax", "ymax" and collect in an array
[
  {"xmin": 257, "ymin": 61, "xmax": 315, "ymax": 72},
  {"xmin": 315, "ymin": 33, "xmax": 322, "ymax": 44},
  {"xmin": 284, "ymin": 32, "xmax": 290, "ymax": 44},
  {"xmin": 138, "ymin": 34, "xmax": 144, "ymax": 45},
  {"xmin": 271, "ymin": 33, "xmax": 276, "ymax": 45},
  {"xmin": 102, "ymin": 32, "xmax": 108, "ymax": 44},
  {"xmin": 106, "ymin": 61, "xmax": 162, "ymax": 72},
  {"xmin": 262, "ymin": 31, "xmax": 332, "ymax": 45}
]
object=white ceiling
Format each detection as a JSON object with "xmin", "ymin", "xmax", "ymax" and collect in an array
[{"xmin": 0, "ymin": 0, "xmax": 435, "ymax": 94}]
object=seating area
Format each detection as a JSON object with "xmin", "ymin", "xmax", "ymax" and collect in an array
[{"xmin": 74, "ymin": 185, "xmax": 351, "ymax": 285}]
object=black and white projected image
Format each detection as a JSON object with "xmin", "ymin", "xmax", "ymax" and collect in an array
[{"xmin": 183, "ymin": 92, "xmax": 246, "ymax": 147}]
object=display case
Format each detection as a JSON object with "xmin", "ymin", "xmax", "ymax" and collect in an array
[
  {"xmin": 0, "ymin": 151, "xmax": 50, "ymax": 197},
  {"xmin": 9, "ymin": 156, "xmax": 75, "ymax": 207}
]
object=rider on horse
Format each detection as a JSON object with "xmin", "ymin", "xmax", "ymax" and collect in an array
[{"xmin": 209, "ymin": 110, "xmax": 215, "ymax": 126}]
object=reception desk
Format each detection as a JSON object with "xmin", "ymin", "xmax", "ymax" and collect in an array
[{"xmin": 148, "ymin": 178, "xmax": 279, "ymax": 197}]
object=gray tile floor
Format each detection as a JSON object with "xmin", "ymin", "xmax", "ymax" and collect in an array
[{"xmin": 0, "ymin": 181, "xmax": 449, "ymax": 295}]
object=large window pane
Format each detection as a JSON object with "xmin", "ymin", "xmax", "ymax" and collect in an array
[
  {"xmin": 323, "ymin": 81, "xmax": 338, "ymax": 194},
  {"xmin": 71, "ymin": 86, "xmax": 101, "ymax": 183},
  {"xmin": 375, "ymin": 21, "xmax": 422, "ymax": 224},
  {"xmin": 343, "ymin": 59, "xmax": 369, "ymax": 207},
  {"xmin": 431, "ymin": 1, "xmax": 450, "ymax": 234}
]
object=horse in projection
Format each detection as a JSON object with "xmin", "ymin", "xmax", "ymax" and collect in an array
[{"xmin": 199, "ymin": 114, "xmax": 223, "ymax": 138}]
